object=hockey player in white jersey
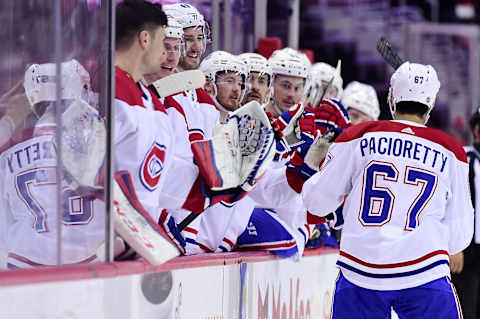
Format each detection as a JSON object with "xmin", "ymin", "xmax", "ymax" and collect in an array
[
  {"xmin": 0, "ymin": 59, "xmax": 105, "ymax": 268},
  {"xmin": 163, "ymin": 3, "xmax": 210, "ymax": 71},
  {"xmin": 341, "ymin": 81, "xmax": 380, "ymax": 124},
  {"xmin": 265, "ymin": 48, "xmax": 311, "ymax": 118},
  {"xmin": 303, "ymin": 62, "xmax": 473, "ymax": 318},
  {"xmin": 194, "ymin": 51, "xmax": 257, "ymax": 252},
  {"xmin": 239, "ymin": 53, "xmax": 272, "ymax": 105}
]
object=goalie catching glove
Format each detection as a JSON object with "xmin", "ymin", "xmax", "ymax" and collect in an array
[{"xmin": 190, "ymin": 100, "xmax": 275, "ymax": 192}]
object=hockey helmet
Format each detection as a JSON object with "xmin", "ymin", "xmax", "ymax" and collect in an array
[
  {"xmin": 388, "ymin": 61, "xmax": 440, "ymax": 121},
  {"xmin": 23, "ymin": 59, "xmax": 91, "ymax": 107},
  {"xmin": 163, "ymin": 3, "xmax": 211, "ymax": 52},
  {"xmin": 341, "ymin": 81, "xmax": 380, "ymax": 120},
  {"xmin": 199, "ymin": 51, "xmax": 248, "ymax": 104}
]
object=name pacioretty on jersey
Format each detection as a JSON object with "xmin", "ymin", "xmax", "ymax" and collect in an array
[{"xmin": 359, "ymin": 135, "xmax": 448, "ymax": 173}]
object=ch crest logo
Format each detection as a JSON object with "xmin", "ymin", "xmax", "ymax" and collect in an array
[{"xmin": 140, "ymin": 142, "xmax": 166, "ymax": 191}]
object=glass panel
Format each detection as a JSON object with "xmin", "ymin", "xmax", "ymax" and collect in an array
[{"xmin": 0, "ymin": 1, "xmax": 108, "ymax": 270}]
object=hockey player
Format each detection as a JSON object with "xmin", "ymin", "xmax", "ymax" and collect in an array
[
  {"xmin": 239, "ymin": 53, "xmax": 272, "ymax": 105},
  {"xmin": 265, "ymin": 48, "xmax": 311, "ymax": 118},
  {"xmin": 306, "ymin": 61, "xmax": 343, "ymax": 108},
  {"xmin": 163, "ymin": 3, "xmax": 210, "ymax": 71},
  {"xmin": 341, "ymin": 81, "xmax": 380, "ymax": 124},
  {"xmin": 0, "ymin": 59, "xmax": 105, "ymax": 268},
  {"xmin": 144, "ymin": 16, "xmax": 184, "ymax": 87},
  {"xmin": 303, "ymin": 61, "xmax": 473, "ymax": 318},
  {"xmin": 200, "ymin": 51, "xmax": 248, "ymax": 115}
]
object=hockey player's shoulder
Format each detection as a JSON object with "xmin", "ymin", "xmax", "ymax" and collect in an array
[
  {"xmin": 115, "ymin": 67, "xmax": 144, "ymax": 108},
  {"xmin": 335, "ymin": 121, "xmax": 389, "ymax": 143},
  {"xmin": 419, "ymin": 126, "xmax": 467, "ymax": 163}
]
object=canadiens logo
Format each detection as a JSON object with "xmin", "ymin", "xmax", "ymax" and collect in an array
[{"xmin": 140, "ymin": 142, "xmax": 166, "ymax": 191}]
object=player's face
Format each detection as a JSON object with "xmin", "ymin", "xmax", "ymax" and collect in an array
[
  {"xmin": 215, "ymin": 71, "xmax": 243, "ymax": 111},
  {"xmin": 143, "ymin": 26, "xmax": 167, "ymax": 75},
  {"xmin": 243, "ymin": 72, "xmax": 270, "ymax": 105},
  {"xmin": 273, "ymin": 75, "xmax": 305, "ymax": 112},
  {"xmin": 143, "ymin": 37, "xmax": 182, "ymax": 83},
  {"xmin": 180, "ymin": 26, "xmax": 205, "ymax": 70},
  {"xmin": 321, "ymin": 80, "xmax": 339, "ymax": 99},
  {"xmin": 348, "ymin": 107, "xmax": 374, "ymax": 125}
]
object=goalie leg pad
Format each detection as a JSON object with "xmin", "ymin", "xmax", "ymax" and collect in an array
[{"xmin": 113, "ymin": 171, "xmax": 183, "ymax": 264}]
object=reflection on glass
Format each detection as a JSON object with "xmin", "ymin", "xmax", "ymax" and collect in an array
[{"xmin": 0, "ymin": 1, "xmax": 108, "ymax": 270}]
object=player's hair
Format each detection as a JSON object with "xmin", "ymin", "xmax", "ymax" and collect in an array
[
  {"xmin": 469, "ymin": 107, "xmax": 480, "ymax": 131},
  {"xmin": 116, "ymin": 0, "xmax": 168, "ymax": 51},
  {"xmin": 395, "ymin": 101, "xmax": 429, "ymax": 117}
]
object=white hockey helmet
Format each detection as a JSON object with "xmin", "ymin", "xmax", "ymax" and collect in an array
[
  {"xmin": 389, "ymin": 61, "xmax": 440, "ymax": 121},
  {"xmin": 341, "ymin": 81, "xmax": 380, "ymax": 120},
  {"xmin": 269, "ymin": 48, "xmax": 311, "ymax": 80},
  {"xmin": 199, "ymin": 51, "xmax": 248, "ymax": 104},
  {"xmin": 23, "ymin": 59, "xmax": 91, "ymax": 108},
  {"xmin": 238, "ymin": 53, "xmax": 272, "ymax": 81},
  {"xmin": 163, "ymin": 3, "xmax": 211, "ymax": 52},
  {"xmin": 311, "ymin": 62, "xmax": 343, "ymax": 99},
  {"xmin": 164, "ymin": 16, "xmax": 184, "ymax": 39}
]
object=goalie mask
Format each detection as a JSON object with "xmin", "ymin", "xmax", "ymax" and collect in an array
[
  {"xmin": 388, "ymin": 61, "xmax": 440, "ymax": 123},
  {"xmin": 238, "ymin": 53, "xmax": 273, "ymax": 104},
  {"xmin": 163, "ymin": 3, "xmax": 211, "ymax": 56},
  {"xmin": 341, "ymin": 81, "xmax": 380, "ymax": 121},
  {"xmin": 199, "ymin": 51, "xmax": 248, "ymax": 111},
  {"xmin": 23, "ymin": 59, "xmax": 91, "ymax": 114}
]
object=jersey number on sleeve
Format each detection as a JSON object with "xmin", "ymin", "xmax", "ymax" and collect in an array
[
  {"xmin": 15, "ymin": 167, "xmax": 94, "ymax": 233},
  {"xmin": 359, "ymin": 161, "xmax": 437, "ymax": 230}
]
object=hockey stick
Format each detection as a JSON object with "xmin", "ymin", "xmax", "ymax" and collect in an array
[
  {"xmin": 152, "ymin": 70, "xmax": 206, "ymax": 97},
  {"xmin": 318, "ymin": 59, "xmax": 342, "ymax": 103},
  {"xmin": 376, "ymin": 37, "xmax": 405, "ymax": 70}
]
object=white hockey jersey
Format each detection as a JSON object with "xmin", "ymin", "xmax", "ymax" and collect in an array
[
  {"xmin": 303, "ymin": 120, "xmax": 474, "ymax": 290},
  {"xmin": 114, "ymin": 67, "xmax": 177, "ymax": 221},
  {"xmin": 0, "ymin": 121, "xmax": 104, "ymax": 267}
]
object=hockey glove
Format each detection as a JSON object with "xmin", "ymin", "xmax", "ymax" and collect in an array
[
  {"xmin": 305, "ymin": 223, "xmax": 338, "ymax": 249},
  {"xmin": 312, "ymin": 98, "xmax": 351, "ymax": 140},
  {"xmin": 230, "ymin": 101, "xmax": 275, "ymax": 192}
]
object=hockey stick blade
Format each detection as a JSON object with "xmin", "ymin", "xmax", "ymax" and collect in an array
[
  {"xmin": 152, "ymin": 70, "xmax": 206, "ymax": 97},
  {"xmin": 376, "ymin": 37, "xmax": 405, "ymax": 70},
  {"xmin": 113, "ymin": 171, "xmax": 181, "ymax": 265}
]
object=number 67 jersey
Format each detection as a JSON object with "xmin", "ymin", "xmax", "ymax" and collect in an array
[{"xmin": 302, "ymin": 120, "xmax": 474, "ymax": 290}]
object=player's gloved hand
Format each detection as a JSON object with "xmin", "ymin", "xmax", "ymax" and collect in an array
[
  {"xmin": 158, "ymin": 210, "xmax": 187, "ymax": 255},
  {"xmin": 286, "ymin": 128, "xmax": 334, "ymax": 193},
  {"xmin": 305, "ymin": 223, "xmax": 338, "ymax": 249},
  {"xmin": 312, "ymin": 98, "xmax": 351, "ymax": 140},
  {"xmin": 270, "ymin": 104, "xmax": 305, "ymax": 156}
]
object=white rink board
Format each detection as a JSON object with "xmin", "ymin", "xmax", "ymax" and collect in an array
[
  {"xmin": 0, "ymin": 251, "xmax": 339, "ymax": 318},
  {"xmin": 243, "ymin": 254, "xmax": 338, "ymax": 319}
]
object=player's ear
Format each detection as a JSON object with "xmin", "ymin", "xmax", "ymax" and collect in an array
[
  {"xmin": 204, "ymin": 80, "xmax": 214, "ymax": 96},
  {"xmin": 138, "ymin": 30, "xmax": 150, "ymax": 50}
]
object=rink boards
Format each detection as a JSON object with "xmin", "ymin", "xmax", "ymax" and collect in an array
[{"xmin": 0, "ymin": 248, "xmax": 338, "ymax": 318}]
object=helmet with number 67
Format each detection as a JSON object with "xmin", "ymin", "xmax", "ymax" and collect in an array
[{"xmin": 388, "ymin": 61, "xmax": 440, "ymax": 121}]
